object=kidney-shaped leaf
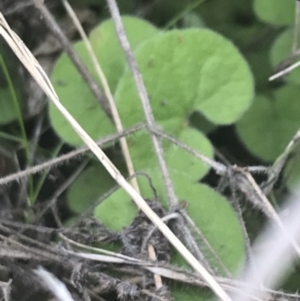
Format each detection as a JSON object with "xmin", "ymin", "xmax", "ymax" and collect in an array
[
  {"xmin": 68, "ymin": 160, "xmax": 137, "ymax": 231},
  {"xmin": 237, "ymin": 86, "xmax": 300, "ymax": 161},
  {"xmin": 112, "ymin": 29, "xmax": 252, "ymax": 177},
  {"xmin": 49, "ymin": 16, "xmax": 159, "ymax": 146},
  {"xmin": 116, "ymin": 29, "xmax": 254, "ymax": 127},
  {"xmin": 270, "ymin": 28, "xmax": 300, "ymax": 85},
  {"xmin": 96, "ymin": 168, "xmax": 245, "ymax": 271},
  {"xmin": 254, "ymin": 0, "xmax": 295, "ymax": 26}
]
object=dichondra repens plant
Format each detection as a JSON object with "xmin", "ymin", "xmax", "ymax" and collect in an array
[{"xmin": 49, "ymin": 15, "xmax": 254, "ymax": 299}]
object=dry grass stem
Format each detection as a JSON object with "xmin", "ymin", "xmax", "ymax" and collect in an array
[{"xmin": 34, "ymin": 267, "xmax": 75, "ymax": 301}]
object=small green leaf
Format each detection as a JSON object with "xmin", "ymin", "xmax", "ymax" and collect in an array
[
  {"xmin": 237, "ymin": 86, "xmax": 300, "ymax": 161},
  {"xmin": 94, "ymin": 188, "xmax": 137, "ymax": 231},
  {"xmin": 171, "ymin": 285, "xmax": 212, "ymax": 301},
  {"xmin": 111, "ymin": 29, "xmax": 252, "ymax": 181},
  {"xmin": 49, "ymin": 16, "xmax": 159, "ymax": 146},
  {"xmin": 169, "ymin": 176, "xmax": 245, "ymax": 273},
  {"xmin": 114, "ymin": 126, "xmax": 213, "ymax": 185},
  {"xmin": 89, "ymin": 16, "xmax": 159, "ymax": 92},
  {"xmin": 270, "ymin": 28, "xmax": 300, "ymax": 85},
  {"xmin": 253, "ymin": 0, "xmax": 295, "ymax": 26},
  {"xmin": 49, "ymin": 41, "xmax": 116, "ymax": 145},
  {"xmin": 67, "ymin": 160, "xmax": 137, "ymax": 231},
  {"xmin": 283, "ymin": 153, "xmax": 300, "ymax": 190},
  {"xmin": 0, "ymin": 88, "xmax": 21, "ymax": 124},
  {"xmin": 165, "ymin": 127, "xmax": 213, "ymax": 181},
  {"xmin": 95, "ymin": 169, "xmax": 245, "ymax": 271},
  {"xmin": 100, "ymin": 168, "xmax": 245, "ymax": 280},
  {"xmin": 116, "ymin": 29, "xmax": 254, "ymax": 126},
  {"xmin": 67, "ymin": 162, "xmax": 118, "ymax": 214}
]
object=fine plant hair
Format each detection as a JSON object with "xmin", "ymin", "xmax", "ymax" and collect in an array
[{"xmin": 0, "ymin": 123, "xmax": 145, "ymax": 186}]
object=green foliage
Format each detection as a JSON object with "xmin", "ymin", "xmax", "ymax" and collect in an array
[
  {"xmin": 167, "ymin": 175, "xmax": 245, "ymax": 273},
  {"xmin": 49, "ymin": 16, "xmax": 159, "ymax": 146},
  {"xmin": 55, "ymin": 17, "xmax": 251, "ymax": 298},
  {"xmin": 68, "ymin": 165, "xmax": 245, "ymax": 268},
  {"xmin": 0, "ymin": 41, "xmax": 25, "ymax": 125},
  {"xmin": 67, "ymin": 160, "xmax": 138, "ymax": 231},
  {"xmin": 270, "ymin": 28, "xmax": 300, "ymax": 85},
  {"xmin": 285, "ymin": 156, "xmax": 300, "ymax": 190},
  {"xmin": 237, "ymin": 86, "xmax": 300, "ymax": 161},
  {"xmin": 0, "ymin": 88, "xmax": 21, "ymax": 124},
  {"xmin": 253, "ymin": 0, "xmax": 295, "ymax": 26},
  {"xmin": 67, "ymin": 162, "xmax": 118, "ymax": 214},
  {"xmin": 198, "ymin": 0, "xmax": 264, "ymax": 49},
  {"xmin": 89, "ymin": 17, "xmax": 159, "ymax": 92},
  {"xmin": 54, "ymin": 21, "xmax": 253, "ymax": 264},
  {"xmin": 171, "ymin": 284, "xmax": 212, "ymax": 301},
  {"xmin": 115, "ymin": 29, "xmax": 254, "ymax": 127}
]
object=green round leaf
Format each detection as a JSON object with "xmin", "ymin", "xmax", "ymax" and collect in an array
[
  {"xmin": 170, "ymin": 178, "xmax": 245, "ymax": 274},
  {"xmin": 237, "ymin": 86, "xmax": 300, "ymax": 161},
  {"xmin": 94, "ymin": 188, "xmax": 137, "ymax": 231},
  {"xmin": 253, "ymin": 0, "xmax": 295, "ymax": 26},
  {"xmin": 49, "ymin": 41, "xmax": 115, "ymax": 145},
  {"xmin": 116, "ymin": 29, "xmax": 254, "ymax": 126},
  {"xmin": 115, "ymin": 168, "xmax": 245, "ymax": 268},
  {"xmin": 96, "ymin": 169, "xmax": 245, "ymax": 271},
  {"xmin": 115, "ymin": 126, "xmax": 213, "ymax": 184},
  {"xmin": 68, "ymin": 160, "xmax": 137, "ymax": 231},
  {"xmin": 67, "ymin": 162, "xmax": 118, "ymax": 214},
  {"xmin": 165, "ymin": 127, "xmax": 214, "ymax": 181},
  {"xmin": 49, "ymin": 16, "xmax": 159, "ymax": 146},
  {"xmin": 245, "ymin": 49, "xmax": 273, "ymax": 92},
  {"xmin": 89, "ymin": 16, "xmax": 159, "ymax": 92},
  {"xmin": 0, "ymin": 88, "xmax": 21, "ymax": 124},
  {"xmin": 270, "ymin": 28, "xmax": 300, "ymax": 85},
  {"xmin": 284, "ymin": 154, "xmax": 300, "ymax": 190}
]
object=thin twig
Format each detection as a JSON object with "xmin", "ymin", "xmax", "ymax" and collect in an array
[
  {"xmin": 263, "ymin": 129, "xmax": 300, "ymax": 194},
  {"xmin": 233, "ymin": 166, "xmax": 300, "ymax": 259},
  {"xmin": 106, "ymin": 0, "xmax": 178, "ymax": 207},
  {"xmin": 61, "ymin": 0, "xmax": 140, "ymax": 193},
  {"xmin": 182, "ymin": 211, "xmax": 231, "ymax": 277},
  {"xmin": 0, "ymin": 124, "xmax": 145, "ymax": 186},
  {"xmin": 32, "ymin": 0, "xmax": 111, "ymax": 116},
  {"xmin": 33, "ymin": 160, "xmax": 88, "ymax": 224},
  {"xmin": 152, "ymin": 127, "xmax": 227, "ymax": 175}
]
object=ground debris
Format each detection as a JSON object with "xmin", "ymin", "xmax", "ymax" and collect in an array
[{"xmin": 120, "ymin": 199, "xmax": 171, "ymax": 262}]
